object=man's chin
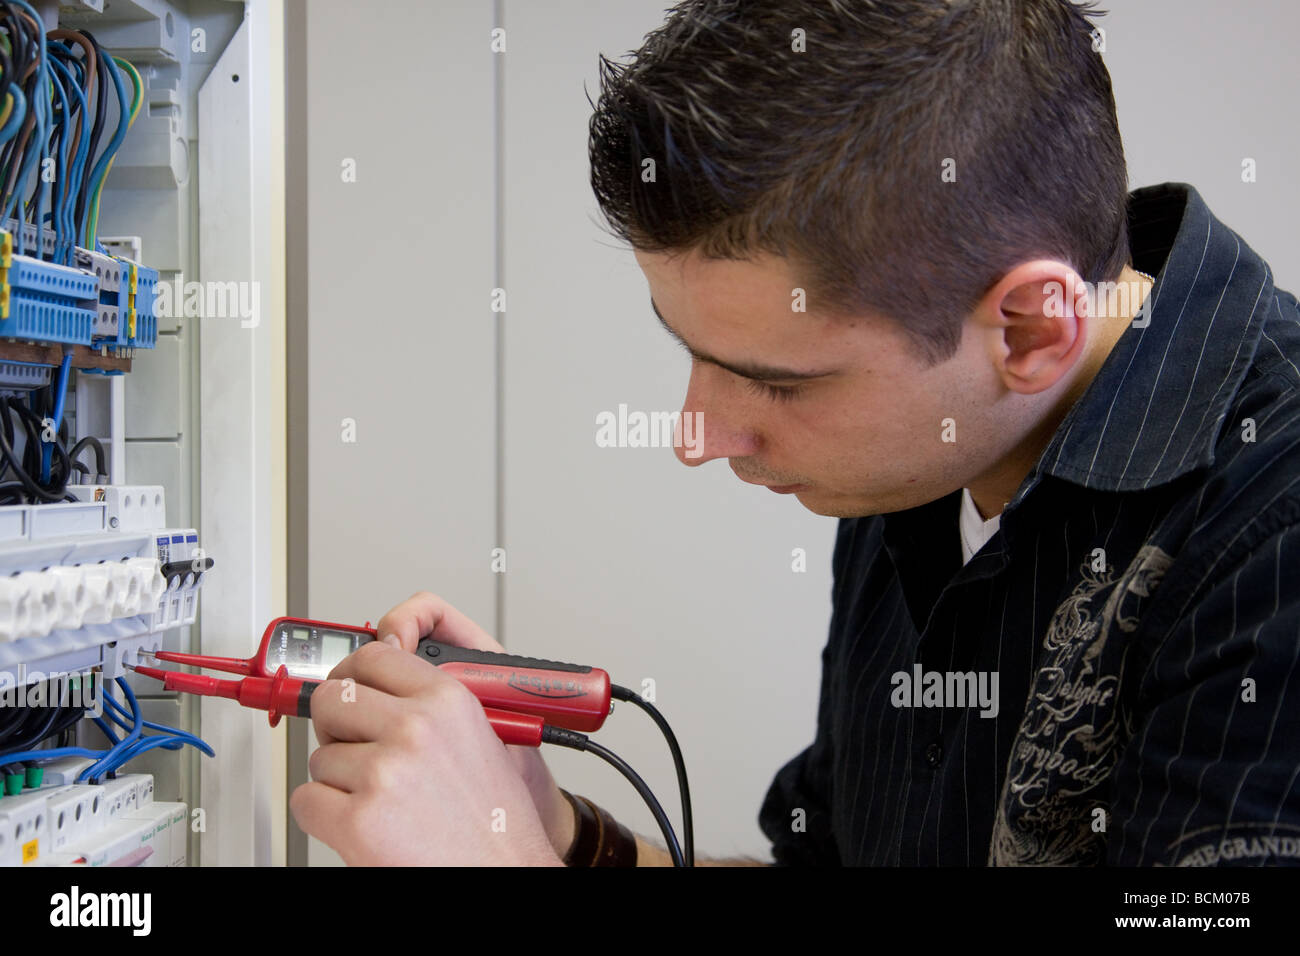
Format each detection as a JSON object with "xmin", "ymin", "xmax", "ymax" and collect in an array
[{"xmin": 791, "ymin": 489, "xmax": 878, "ymax": 519}]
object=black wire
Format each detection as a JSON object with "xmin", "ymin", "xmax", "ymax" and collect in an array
[
  {"xmin": 0, "ymin": 694, "xmax": 29, "ymax": 737},
  {"xmin": 44, "ymin": 701, "xmax": 86, "ymax": 741},
  {"xmin": 10, "ymin": 396, "xmax": 72, "ymax": 489},
  {"xmin": 69, "ymin": 435, "xmax": 105, "ymax": 475},
  {"xmin": 0, "ymin": 10, "xmax": 36, "ymax": 218},
  {"xmin": 0, "ymin": 394, "xmax": 10, "ymax": 482},
  {"xmin": 541, "ymin": 725, "xmax": 686, "ymax": 866},
  {"xmin": 0, "ymin": 695, "xmax": 61, "ymax": 757},
  {"xmin": 583, "ymin": 739, "xmax": 685, "ymax": 866},
  {"xmin": 0, "ymin": 480, "xmax": 28, "ymax": 502},
  {"xmin": 611, "ymin": 684, "xmax": 694, "ymax": 866},
  {"xmin": 0, "ymin": 41, "xmax": 14, "ymax": 183},
  {"xmin": 15, "ymin": 395, "xmax": 40, "ymax": 475},
  {"xmin": 0, "ymin": 398, "xmax": 70, "ymax": 502}
]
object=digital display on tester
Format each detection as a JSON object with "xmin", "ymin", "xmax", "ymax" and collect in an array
[
  {"xmin": 321, "ymin": 633, "xmax": 352, "ymax": 665},
  {"xmin": 264, "ymin": 623, "xmax": 371, "ymax": 680}
]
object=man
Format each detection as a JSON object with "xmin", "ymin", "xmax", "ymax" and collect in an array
[{"xmin": 291, "ymin": 0, "xmax": 1300, "ymax": 865}]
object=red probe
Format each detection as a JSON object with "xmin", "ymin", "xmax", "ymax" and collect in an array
[
  {"xmin": 131, "ymin": 664, "xmax": 551, "ymax": 746},
  {"xmin": 134, "ymin": 616, "xmax": 613, "ymax": 747}
]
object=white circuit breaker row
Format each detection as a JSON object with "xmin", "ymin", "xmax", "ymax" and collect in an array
[
  {"xmin": 0, "ymin": 486, "xmax": 211, "ymax": 683},
  {"xmin": 0, "ymin": 766, "xmax": 186, "ymax": 867}
]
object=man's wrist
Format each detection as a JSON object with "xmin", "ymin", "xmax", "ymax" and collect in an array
[{"xmin": 544, "ymin": 785, "xmax": 579, "ymax": 859}]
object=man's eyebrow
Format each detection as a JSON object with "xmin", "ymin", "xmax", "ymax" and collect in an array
[{"xmin": 650, "ymin": 297, "xmax": 835, "ymax": 383}]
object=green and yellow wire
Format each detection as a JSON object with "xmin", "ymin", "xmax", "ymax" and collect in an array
[{"xmin": 85, "ymin": 55, "xmax": 141, "ymax": 243}]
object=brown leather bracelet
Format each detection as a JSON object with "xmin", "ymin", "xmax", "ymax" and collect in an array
[
  {"xmin": 560, "ymin": 788, "xmax": 600, "ymax": 866},
  {"xmin": 584, "ymin": 795, "xmax": 638, "ymax": 867},
  {"xmin": 558, "ymin": 789, "xmax": 639, "ymax": 867}
]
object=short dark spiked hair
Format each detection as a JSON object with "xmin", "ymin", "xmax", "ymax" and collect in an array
[{"xmin": 588, "ymin": 0, "xmax": 1131, "ymax": 365}]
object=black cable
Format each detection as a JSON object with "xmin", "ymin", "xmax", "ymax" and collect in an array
[
  {"xmin": 0, "ymin": 9, "xmax": 37, "ymax": 219},
  {"xmin": 541, "ymin": 725, "xmax": 686, "ymax": 866},
  {"xmin": 69, "ymin": 435, "xmax": 105, "ymax": 475},
  {"xmin": 0, "ymin": 399, "xmax": 69, "ymax": 502},
  {"xmin": 0, "ymin": 694, "xmax": 61, "ymax": 757},
  {"xmin": 611, "ymin": 684, "xmax": 694, "ymax": 866},
  {"xmin": 14, "ymin": 394, "xmax": 42, "ymax": 475},
  {"xmin": 0, "ymin": 695, "xmax": 29, "ymax": 737},
  {"xmin": 44, "ymin": 702, "xmax": 86, "ymax": 741},
  {"xmin": 9, "ymin": 396, "xmax": 72, "ymax": 490},
  {"xmin": 0, "ymin": 395, "xmax": 11, "ymax": 482}
]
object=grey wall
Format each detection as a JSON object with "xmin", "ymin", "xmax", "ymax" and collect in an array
[
  {"xmin": 1105, "ymin": 0, "xmax": 1297, "ymax": 290},
  {"xmin": 298, "ymin": 0, "xmax": 1299, "ymax": 865}
]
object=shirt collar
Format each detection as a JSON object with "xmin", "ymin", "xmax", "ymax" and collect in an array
[{"xmin": 1014, "ymin": 182, "xmax": 1276, "ymax": 502}]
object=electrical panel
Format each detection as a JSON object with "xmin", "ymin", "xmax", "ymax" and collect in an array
[{"xmin": 0, "ymin": 0, "xmax": 248, "ymax": 866}]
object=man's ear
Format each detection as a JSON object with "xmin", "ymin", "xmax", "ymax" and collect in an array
[{"xmin": 976, "ymin": 259, "xmax": 1090, "ymax": 395}]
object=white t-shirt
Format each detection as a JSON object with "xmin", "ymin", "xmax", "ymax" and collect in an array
[{"xmin": 959, "ymin": 487, "xmax": 1002, "ymax": 564}]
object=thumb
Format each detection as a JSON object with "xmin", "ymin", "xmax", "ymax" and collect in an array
[{"xmin": 374, "ymin": 591, "xmax": 505, "ymax": 655}]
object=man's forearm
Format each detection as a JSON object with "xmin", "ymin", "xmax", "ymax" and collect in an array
[{"xmin": 633, "ymin": 833, "xmax": 769, "ymax": 866}]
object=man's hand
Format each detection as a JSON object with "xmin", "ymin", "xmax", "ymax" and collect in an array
[{"xmin": 289, "ymin": 592, "xmax": 568, "ymax": 865}]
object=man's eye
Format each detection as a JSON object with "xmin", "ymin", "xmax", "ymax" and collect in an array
[{"xmin": 743, "ymin": 378, "xmax": 805, "ymax": 404}]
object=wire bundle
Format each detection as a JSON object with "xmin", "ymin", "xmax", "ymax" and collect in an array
[
  {"xmin": 0, "ymin": 673, "xmax": 213, "ymax": 785},
  {"xmin": 0, "ymin": 351, "xmax": 108, "ymax": 504},
  {"xmin": 0, "ymin": 0, "xmax": 141, "ymax": 264}
]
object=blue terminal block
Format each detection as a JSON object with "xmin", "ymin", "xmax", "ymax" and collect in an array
[
  {"xmin": 0, "ymin": 231, "xmax": 99, "ymax": 347},
  {"xmin": 132, "ymin": 263, "xmax": 159, "ymax": 349},
  {"xmin": 108, "ymin": 258, "xmax": 160, "ymax": 352}
]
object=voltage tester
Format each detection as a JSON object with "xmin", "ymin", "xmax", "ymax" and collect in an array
[{"xmin": 132, "ymin": 616, "xmax": 694, "ymax": 866}]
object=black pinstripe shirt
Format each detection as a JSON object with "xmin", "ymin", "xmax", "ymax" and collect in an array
[{"xmin": 759, "ymin": 183, "xmax": 1300, "ymax": 866}]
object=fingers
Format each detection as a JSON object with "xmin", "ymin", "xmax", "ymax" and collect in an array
[
  {"xmin": 306, "ymin": 740, "xmax": 382, "ymax": 793},
  {"xmin": 309, "ymin": 672, "xmax": 407, "ymax": 746},
  {"xmin": 325, "ymin": 639, "xmax": 441, "ymax": 697},
  {"xmin": 374, "ymin": 590, "xmax": 502, "ymax": 654},
  {"xmin": 289, "ymin": 779, "xmax": 351, "ymax": 847}
]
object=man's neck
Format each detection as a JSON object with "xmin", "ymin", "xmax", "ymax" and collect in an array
[{"xmin": 966, "ymin": 265, "xmax": 1154, "ymax": 521}]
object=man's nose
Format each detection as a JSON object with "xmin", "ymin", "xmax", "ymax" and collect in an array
[{"xmin": 674, "ymin": 364, "xmax": 758, "ymax": 466}]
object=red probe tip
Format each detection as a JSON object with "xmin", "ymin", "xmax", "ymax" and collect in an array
[{"xmin": 131, "ymin": 665, "xmax": 171, "ymax": 681}]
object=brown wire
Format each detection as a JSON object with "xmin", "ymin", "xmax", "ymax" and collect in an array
[{"xmin": 47, "ymin": 28, "xmax": 97, "ymax": 190}]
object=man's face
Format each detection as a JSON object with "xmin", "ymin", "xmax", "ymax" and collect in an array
[{"xmin": 636, "ymin": 247, "xmax": 1014, "ymax": 518}]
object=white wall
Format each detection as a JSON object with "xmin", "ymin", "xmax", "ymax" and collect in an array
[
  {"xmin": 1106, "ymin": 0, "xmax": 1297, "ymax": 289},
  {"xmin": 298, "ymin": 0, "xmax": 1299, "ymax": 864}
]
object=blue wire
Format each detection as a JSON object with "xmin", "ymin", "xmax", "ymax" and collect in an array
[
  {"xmin": 81, "ymin": 52, "xmax": 128, "ymax": 246},
  {"xmin": 45, "ymin": 51, "xmax": 89, "ymax": 265},
  {"xmin": 101, "ymin": 692, "xmax": 212, "ymax": 757},
  {"xmin": 101, "ymin": 690, "xmax": 131, "ymax": 721},
  {"xmin": 40, "ymin": 351, "xmax": 72, "ymax": 482},
  {"xmin": 43, "ymin": 56, "xmax": 70, "ymax": 264},
  {"xmin": 97, "ymin": 735, "xmax": 185, "ymax": 776},
  {"xmin": 79, "ymin": 678, "xmax": 141, "ymax": 782},
  {"xmin": 83, "ymin": 677, "xmax": 214, "ymax": 781},
  {"xmin": 2, "ymin": 2, "xmax": 47, "ymax": 252},
  {"xmin": 93, "ymin": 716, "xmax": 119, "ymax": 744},
  {"xmin": 0, "ymin": 746, "xmax": 104, "ymax": 764},
  {"xmin": 0, "ymin": 675, "xmax": 213, "ymax": 782}
]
